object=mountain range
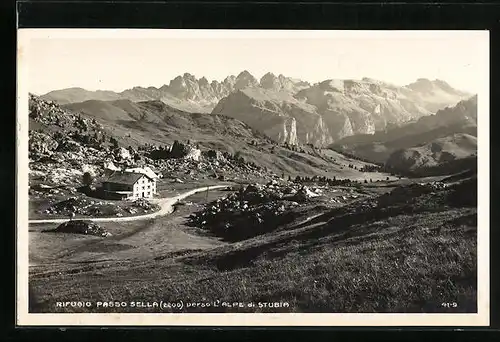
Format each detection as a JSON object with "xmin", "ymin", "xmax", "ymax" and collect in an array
[
  {"xmin": 40, "ymin": 71, "xmax": 472, "ymax": 146},
  {"xmin": 41, "ymin": 71, "xmax": 311, "ymax": 113}
]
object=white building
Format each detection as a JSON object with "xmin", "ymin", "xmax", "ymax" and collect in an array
[{"xmin": 102, "ymin": 170, "xmax": 157, "ymax": 200}]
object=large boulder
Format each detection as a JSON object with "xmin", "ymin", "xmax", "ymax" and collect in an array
[
  {"xmin": 293, "ymin": 186, "xmax": 320, "ymax": 202},
  {"xmin": 104, "ymin": 161, "xmax": 121, "ymax": 171},
  {"xmin": 114, "ymin": 147, "xmax": 132, "ymax": 160},
  {"xmin": 81, "ymin": 164, "xmax": 100, "ymax": 177},
  {"xmin": 184, "ymin": 148, "xmax": 201, "ymax": 161}
]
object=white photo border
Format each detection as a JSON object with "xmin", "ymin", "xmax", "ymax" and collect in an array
[{"xmin": 16, "ymin": 29, "xmax": 490, "ymax": 327}]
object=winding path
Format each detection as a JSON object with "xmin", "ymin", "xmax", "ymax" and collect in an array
[{"xmin": 29, "ymin": 185, "xmax": 231, "ymax": 224}]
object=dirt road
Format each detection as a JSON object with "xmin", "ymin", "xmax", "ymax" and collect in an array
[{"xmin": 29, "ymin": 185, "xmax": 230, "ymax": 224}]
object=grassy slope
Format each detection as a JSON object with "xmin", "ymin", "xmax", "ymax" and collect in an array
[
  {"xmin": 29, "ymin": 178, "xmax": 477, "ymax": 313},
  {"xmin": 61, "ymin": 99, "xmax": 394, "ymax": 180}
]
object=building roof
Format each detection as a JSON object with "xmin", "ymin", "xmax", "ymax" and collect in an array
[
  {"xmin": 103, "ymin": 190, "xmax": 133, "ymax": 194},
  {"xmin": 103, "ymin": 171, "xmax": 151, "ymax": 185},
  {"xmin": 124, "ymin": 166, "xmax": 159, "ymax": 179}
]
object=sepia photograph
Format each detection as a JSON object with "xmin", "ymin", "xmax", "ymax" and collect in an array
[{"xmin": 16, "ymin": 29, "xmax": 489, "ymax": 326}]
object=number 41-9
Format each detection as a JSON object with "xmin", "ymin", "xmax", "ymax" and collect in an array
[{"xmin": 442, "ymin": 302, "xmax": 458, "ymax": 308}]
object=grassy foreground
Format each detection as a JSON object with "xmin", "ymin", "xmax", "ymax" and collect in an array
[{"xmin": 29, "ymin": 179, "xmax": 477, "ymax": 313}]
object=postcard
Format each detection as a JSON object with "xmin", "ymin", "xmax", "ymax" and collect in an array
[{"xmin": 17, "ymin": 29, "xmax": 489, "ymax": 326}]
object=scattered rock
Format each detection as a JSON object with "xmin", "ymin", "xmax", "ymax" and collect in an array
[
  {"xmin": 292, "ymin": 186, "xmax": 321, "ymax": 202},
  {"xmin": 133, "ymin": 198, "xmax": 156, "ymax": 211},
  {"xmin": 203, "ymin": 149, "xmax": 225, "ymax": 161},
  {"xmin": 29, "ymin": 131, "xmax": 59, "ymax": 158},
  {"xmin": 42, "ymin": 196, "xmax": 159, "ymax": 217},
  {"xmin": 188, "ymin": 183, "xmax": 314, "ymax": 241},
  {"xmin": 56, "ymin": 139, "xmax": 82, "ymax": 153},
  {"xmin": 114, "ymin": 147, "xmax": 132, "ymax": 161},
  {"xmin": 104, "ymin": 161, "xmax": 121, "ymax": 171},
  {"xmin": 377, "ymin": 181, "xmax": 449, "ymax": 207}
]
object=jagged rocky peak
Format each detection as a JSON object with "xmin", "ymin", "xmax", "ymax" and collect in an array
[
  {"xmin": 234, "ymin": 70, "xmax": 259, "ymax": 90},
  {"xmin": 281, "ymin": 75, "xmax": 310, "ymax": 89},
  {"xmin": 169, "ymin": 75, "xmax": 187, "ymax": 88},
  {"xmin": 237, "ymin": 70, "xmax": 254, "ymax": 78},
  {"xmin": 344, "ymin": 79, "xmax": 388, "ymax": 96},
  {"xmin": 260, "ymin": 72, "xmax": 311, "ymax": 92},
  {"xmin": 199, "ymin": 76, "xmax": 210, "ymax": 86},
  {"xmin": 169, "ymin": 73, "xmax": 198, "ymax": 88},
  {"xmin": 223, "ymin": 75, "xmax": 236, "ymax": 87},
  {"xmin": 260, "ymin": 72, "xmax": 281, "ymax": 90}
]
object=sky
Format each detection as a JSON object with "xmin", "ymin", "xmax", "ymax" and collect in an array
[{"xmin": 23, "ymin": 30, "xmax": 488, "ymax": 95}]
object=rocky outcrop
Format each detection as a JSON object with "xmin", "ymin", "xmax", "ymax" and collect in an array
[
  {"xmin": 50, "ymin": 220, "xmax": 111, "ymax": 237},
  {"xmin": 295, "ymin": 79, "xmax": 430, "ymax": 140},
  {"xmin": 28, "ymin": 94, "xmax": 149, "ymax": 190},
  {"xmin": 233, "ymin": 70, "xmax": 259, "ymax": 90},
  {"xmin": 114, "ymin": 147, "xmax": 132, "ymax": 161},
  {"xmin": 214, "ymin": 77, "xmax": 471, "ymax": 146},
  {"xmin": 212, "ymin": 88, "xmax": 331, "ymax": 145},
  {"xmin": 184, "ymin": 147, "xmax": 202, "ymax": 161},
  {"xmin": 260, "ymin": 72, "xmax": 310, "ymax": 93}
]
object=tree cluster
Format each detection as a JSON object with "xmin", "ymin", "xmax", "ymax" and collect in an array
[{"xmin": 294, "ymin": 175, "xmax": 355, "ymax": 186}]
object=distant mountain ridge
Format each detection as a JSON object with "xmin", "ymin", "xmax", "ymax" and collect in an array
[
  {"xmin": 41, "ymin": 71, "xmax": 472, "ymax": 146},
  {"xmin": 330, "ymin": 95, "xmax": 478, "ymax": 164},
  {"xmin": 42, "ymin": 71, "xmax": 311, "ymax": 113},
  {"xmin": 385, "ymin": 133, "xmax": 477, "ymax": 171}
]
